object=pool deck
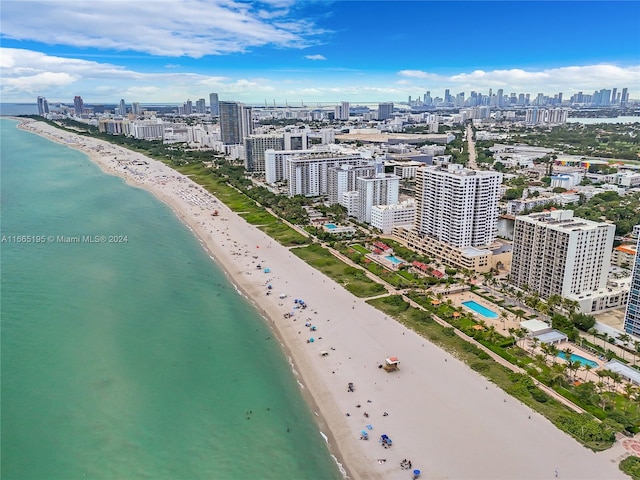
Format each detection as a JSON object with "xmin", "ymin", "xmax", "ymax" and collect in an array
[{"xmin": 447, "ymin": 291, "xmax": 521, "ymax": 333}]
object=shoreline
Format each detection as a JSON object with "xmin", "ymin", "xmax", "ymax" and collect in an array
[{"xmin": 14, "ymin": 118, "xmax": 629, "ymax": 480}]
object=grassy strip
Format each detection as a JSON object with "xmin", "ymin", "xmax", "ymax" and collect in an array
[
  {"xmin": 291, "ymin": 244, "xmax": 386, "ymax": 298},
  {"xmin": 173, "ymin": 164, "xmax": 307, "ymax": 247},
  {"xmin": 620, "ymin": 455, "xmax": 640, "ymax": 479},
  {"xmin": 367, "ymin": 295, "xmax": 617, "ymax": 451}
]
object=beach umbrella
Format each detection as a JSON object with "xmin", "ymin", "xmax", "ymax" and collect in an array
[
  {"xmin": 309, "ymin": 337, "xmax": 315, "ymax": 342},
  {"xmin": 413, "ymin": 470, "xmax": 421, "ymax": 478}
]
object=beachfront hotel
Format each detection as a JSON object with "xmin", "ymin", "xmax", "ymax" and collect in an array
[
  {"xmin": 327, "ymin": 163, "xmax": 378, "ymax": 205},
  {"xmin": 510, "ymin": 210, "xmax": 615, "ymax": 302},
  {"xmin": 244, "ymin": 134, "xmax": 285, "ymax": 172},
  {"xmin": 414, "ymin": 164, "xmax": 502, "ymax": 248},
  {"xmin": 354, "ymin": 172, "xmax": 400, "ymax": 223},
  {"xmin": 392, "ymin": 164, "xmax": 508, "ymax": 273},
  {"xmin": 623, "ymin": 239, "xmax": 640, "ymax": 337}
]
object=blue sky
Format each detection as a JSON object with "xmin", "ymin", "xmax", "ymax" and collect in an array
[{"xmin": 1, "ymin": 0, "xmax": 639, "ymax": 104}]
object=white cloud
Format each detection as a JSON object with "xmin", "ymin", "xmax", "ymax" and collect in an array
[
  {"xmin": 398, "ymin": 65, "xmax": 640, "ymax": 96},
  {"xmin": 2, "ymin": 47, "xmax": 638, "ymax": 104},
  {"xmin": 304, "ymin": 54, "xmax": 327, "ymax": 61},
  {"xmin": 0, "ymin": 0, "xmax": 322, "ymax": 58},
  {"xmin": 398, "ymin": 70, "xmax": 437, "ymax": 79}
]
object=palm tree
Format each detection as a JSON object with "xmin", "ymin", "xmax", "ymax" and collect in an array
[
  {"xmin": 596, "ymin": 380, "xmax": 607, "ymax": 411},
  {"xmin": 541, "ymin": 343, "xmax": 551, "ymax": 364},
  {"xmin": 549, "ymin": 344, "xmax": 559, "ymax": 364},
  {"xmin": 617, "ymin": 333, "xmax": 632, "ymax": 360},
  {"xmin": 583, "ymin": 363, "xmax": 593, "ymax": 382},
  {"xmin": 531, "ymin": 337, "xmax": 540, "ymax": 354},
  {"xmin": 623, "ymin": 384, "xmax": 634, "ymax": 413}
]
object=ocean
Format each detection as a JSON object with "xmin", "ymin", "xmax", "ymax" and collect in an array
[{"xmin": 0, "ymin": 119, "xmax": 340, "ymax": 480}]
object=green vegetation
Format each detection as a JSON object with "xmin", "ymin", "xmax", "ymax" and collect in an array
[
  {"xmin": 571, "ymin": 191, "xmax": 640, "ymax": 236},
  {"xmin": 620, "ymin": 456, "xmax": 640, "ymax": 480},
  {"xmin": 367, "ymin": 295, "xmax": 618, "ymax": 450},
  {"xmin": 291, "ymin": 243, "xmax": 386, "ymax": 297},
  {"xmin": 41, "ymin": 117, "xmax": 640, "ymax": 455},
  {"xmin": 509, "ymin": 123, "xmax": 640, "ymax": 160}
]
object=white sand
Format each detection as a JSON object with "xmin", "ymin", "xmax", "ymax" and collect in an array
[{"xmin": 17, "ymin": 119, "xmax": 629, "ymax": 479}]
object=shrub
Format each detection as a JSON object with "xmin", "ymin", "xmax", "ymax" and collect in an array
[
  {"xmin": 471, "ymin": 362, "xmax": 489, "ymax": 372},
  {"xmin": 620, "ymin": 456, "xmax": 640, "ymax": 480},
  {"xmin": 531, "ymin": 388, "xmax": 550, "ymax": 403}
]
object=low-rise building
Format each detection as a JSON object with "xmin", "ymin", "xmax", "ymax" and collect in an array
[
  {"xmin": 370, "ymin": 200, "xmax": 416, "ymax": 234},
  {"xmin": 392, "ymin": 227, "xmax": 511, "ymax": 273}
]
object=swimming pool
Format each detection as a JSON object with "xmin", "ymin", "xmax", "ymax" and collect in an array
[
  {"xmin": 462, "ymin": 300, "xmax": 499, "ymax": 319},
  {"xmin": 324, "ymin": 223, "xmax": 337, "ymax": 229},
  {"xmin": 557, "ymin": 351, "xmax": 598, "ymax": 368},
  {"xmin": 385, "ymin": 255, "xmax": 403, "ymax": 265}
]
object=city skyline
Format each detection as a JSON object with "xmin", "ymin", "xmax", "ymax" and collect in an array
[{"xmin": 2, "ymin": 1, "xmax": 639, "ymax": 104}]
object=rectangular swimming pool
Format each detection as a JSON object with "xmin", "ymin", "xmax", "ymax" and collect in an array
[
  {"xmin": 324, "ymin": 223, "xmax": 337, "ymax": 229},
  {"xmin": 462, "ymin": 300, "xmax": 499, "ymax": 319},
  {"xmin": 557, "ymin": 351, "xmax": 598, "ymax": 368},
  {"xmin": 385, "ymin": 255, "xmax": 403, "ymax": 265}
]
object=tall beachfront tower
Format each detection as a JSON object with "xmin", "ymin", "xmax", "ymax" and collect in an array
[
  {"xmin": 119, "ymin": 98, "xmax": 127, "ymax": 116},
  {"xmin": 219, "ymin": 101, "xmax": 252, "ymax": 145},
  {"xmin": 73, "ymin": 96, "xmax": 84, "ymax": 115},
  {"xmin": 244, "ymin": 134, "xmax": 285, "ymax": 172},
  {"xmin": 37, "ymin": 96, "xmax": 49, "ymax": 115},
  {"xmin": 415, "ymin": 164, "xmax": 502, "ymax": 248},
  {"xmin": 355, "ymin": 173, "xmax": 400, "ymax": 223},
  {"xmin": 623, "ymin": 238, "xmax": 640, "ymax": 337},
  {"xmin": 510, "ymin": 210, "xmax": 615, "ymax": 300},
  {"xmin": 209, "ymin": 92, "xmax": 219, "ymax": 116}
]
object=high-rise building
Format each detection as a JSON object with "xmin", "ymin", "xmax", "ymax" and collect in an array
[
  {"xmin": 73, "ymin": 96, "xmax": 84, "ymax": 115},
  {"xmin": 377, "ymin": 102, "xmax": 394, "ymax": 120},
  {"xmin": 621, "ymin": 88, "xmax": 629, "ymax": 106},
  {"xmin": 196, "ymin": 98, "xmax": 206, "ymax": 115},
  {"xmin": 496, "ymin": 89, "xmax": 504, "ymax": 107},
  {"xmin": 285, "ymin": 150, "xmax": 364, "ymax": 196},
  {"xmin": 510, "ymin": 210, "xmax": 615, "ymax": 300},
  {"xmin": 283, "ymin": 129, "xmax": 308, "ymax": 150},
  {"xmin": 244, "ymin": 134, "xmax": 284, "ymax": 172},
  {"xmin": 184, "ymin": 99, "xmax": 193, "ymax": 115},
  {"xmin": 415, "ymin": 164, "xmax": 502, "ymax": 248},
  {"xmin": 119, "ymin": 98, "xmax": 127, "ymax": 116},
  {"xmin": 611, "ymin": 88, "xmax": 617, "ymax": 105},
  {"xmin": 623, "ymin": 238, "xmax": 640, "ymax": 336},
  {"xmin": 131, "ymin": 102, "xmax": 142, "ymax": 115},
  {"xmin": 37, "ymin": 96, "xmax": 49, "ymax": 115},
  {"xmin": 335, "ymin": 101, "xmax": 350, "ymax": 120},
  {"xmin": 355, "ymin": 173, "xmax": 400, "ymax": 223},
  {"xmin": 209, "ymin": 93, "xmax": 219, "ymax": 116},
  {"xmin": 219, "ymin": 101, "xmax": 253, "ymax": 144},
  {"xmin": 327, "ymin": 163, "xmax": 377, "ymax": 205}
]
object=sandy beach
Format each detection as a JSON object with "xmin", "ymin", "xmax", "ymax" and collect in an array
[{"xmin": 16, "ymin": 118, "xmax": 630, "ymax": 479}]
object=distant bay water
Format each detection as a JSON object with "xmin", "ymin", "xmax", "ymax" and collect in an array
[{"xmin": 0, "ymin": 119, "xmax": 340, "ymax": 480}]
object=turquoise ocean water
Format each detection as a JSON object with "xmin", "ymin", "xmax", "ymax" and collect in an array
[{"xmin": 0, "ymin": 119, "xmax": 340, "ymax": 480}]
